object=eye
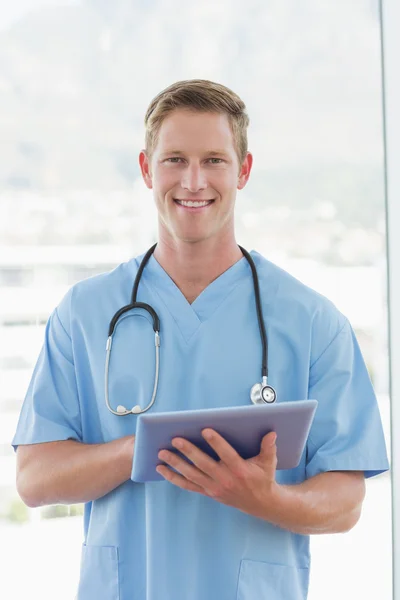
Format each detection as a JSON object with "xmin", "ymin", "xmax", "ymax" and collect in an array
[
  {"xmin": 166, "ymin": 157, "xmax": 183, "ymax": 163},
  {"xmin": 208, "ymin": 158, "xmax": 224, "ymax": 164}
]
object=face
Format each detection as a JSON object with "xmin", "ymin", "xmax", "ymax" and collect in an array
[{"xmin": 139, "ymin": 109, "xmax": 253, "ymax": 245}]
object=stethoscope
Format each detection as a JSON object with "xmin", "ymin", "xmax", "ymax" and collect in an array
[{"xmin": 105, "ymin": 243, "xmax": 277, "ymax": 416}]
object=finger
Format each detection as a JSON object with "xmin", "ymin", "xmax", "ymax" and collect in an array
[
  {"xmin": 260, "ymin": 431, "xmax": 277, "ymax": 453},
  {"xmin": 201, "ymin": 429, "xmax": 244, "ymax": 470},
  {"xmin": 156, "ymin": 465, "xmax": 207, "ymax": 495},
  {"xmin": 158, "ymin": 449, "xmax": 214, "ymax": 488},
  {"xmin": 259, "ymin": 432, "xmax": 278, "ymax": 466},
  {"xmin": 169, "ymin": 438, "xmax": 221, "ymax": 480}
]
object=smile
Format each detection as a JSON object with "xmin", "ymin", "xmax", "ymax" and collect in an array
[{"xmin": 174, "ymin": 199, "xmax": 214, "ymax": 208}]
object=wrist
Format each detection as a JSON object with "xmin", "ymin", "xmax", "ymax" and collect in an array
[
  {"xmin": 257, "ymin": 481, "xmax": 288, "ymax": 524},
  {"xmin": 119, "ymin": 435, "xmax": 135, "ymax": 478}
]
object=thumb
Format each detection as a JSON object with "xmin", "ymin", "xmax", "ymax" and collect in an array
[{"xmin": 260, "ymin": 431, "xmax": 277, "ymax": 454}]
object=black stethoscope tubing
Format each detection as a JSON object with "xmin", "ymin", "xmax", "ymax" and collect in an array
[{"xmin": 105, "ymin": 243, "xmax": 276, "ymax": 415}]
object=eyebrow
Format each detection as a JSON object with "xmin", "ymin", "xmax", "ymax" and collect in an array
[{"xmin": 159, "ymin": 150, "xmax": 229, "ymax": 157}]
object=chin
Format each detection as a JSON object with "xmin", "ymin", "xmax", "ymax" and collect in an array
[{"xmin": 173, "ymin": 230, "xmax": 211, "ymax": 244}]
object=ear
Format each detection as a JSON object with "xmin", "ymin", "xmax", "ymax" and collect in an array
[
  {"xmin": 237, "ymin": 152, "xmax": 253, "ymax": 190},
  {"xmin": 139, "ymin": 151, "xmax": 153, "ymax": 190}
]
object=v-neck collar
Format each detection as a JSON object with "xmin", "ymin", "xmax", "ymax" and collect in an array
[{"xmin": 136, "ymin": 252, "xmax": 251, "ymax": 344}]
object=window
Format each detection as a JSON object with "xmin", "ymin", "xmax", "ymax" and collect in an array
[{"xmin": 0, "ymin": 2, "xmax": 392, "ymax": 599}]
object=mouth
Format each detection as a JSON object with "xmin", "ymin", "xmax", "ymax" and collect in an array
[{"xmin": 173, "ymin": 199, "xmax": 215, "ymax": 212}]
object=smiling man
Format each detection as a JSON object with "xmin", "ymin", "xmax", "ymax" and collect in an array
[
  {"xmin": 140, "ymin": 105, "xmax": 251, "ymax": 304},
  {"xmin": 13, "ymin": 80, "xmax": 389, "ymax": 600}
]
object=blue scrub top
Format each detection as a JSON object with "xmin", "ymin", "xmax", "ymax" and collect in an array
[{"xmin": 12, "ymin": 250, "xmax": 389, "ymax": 600}]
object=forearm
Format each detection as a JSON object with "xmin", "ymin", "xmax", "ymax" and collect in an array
[
  {"xmin": 16, "ymin": 436, "xmax": 135, "ymax": 507},
  {"xmin": 259, "ymin": 471, "xmax": 365, "ymax": 535}
]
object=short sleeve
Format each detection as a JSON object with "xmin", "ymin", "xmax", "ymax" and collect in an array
[
  {"xmin": 12, "ymin": 305, "xmax": 82, "ymax": 451},
  {"xmin": 306, "ymin": 318, "xmax": 389, "ymax": 480}
]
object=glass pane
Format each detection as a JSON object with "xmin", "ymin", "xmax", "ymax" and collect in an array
[{"xmin": 0, "ymin": 1, "xmax": 391, "ymax": 599}]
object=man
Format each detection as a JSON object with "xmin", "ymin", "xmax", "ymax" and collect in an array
[{"xmin": 13, "ymin": 79, "xmax": 389, "ymax": 600}]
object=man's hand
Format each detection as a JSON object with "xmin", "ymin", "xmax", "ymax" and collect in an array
[
  {"xmin": 157, "ymin": 428, "xmax": 279, "ymax": 519},
  {"xmin": 157, "ymin": 429, "xmax": 366, "ymax": 534}
]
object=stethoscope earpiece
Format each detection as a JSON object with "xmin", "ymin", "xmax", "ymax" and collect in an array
[{"xmin": 115, "ymin": 404, "xmax": 145, "ymax": 415}]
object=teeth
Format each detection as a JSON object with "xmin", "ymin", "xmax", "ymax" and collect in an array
[{"xmin": 176, "ymin": 200, "xmax": 212, "ymax": 208}]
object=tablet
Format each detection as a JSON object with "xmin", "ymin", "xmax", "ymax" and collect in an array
[{"xmin": 131, "ymin": 400, "xmax": 318, "ymax": 482}]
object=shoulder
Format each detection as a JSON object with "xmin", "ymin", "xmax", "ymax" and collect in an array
[
  {"xmin": 55, "ymin": 255, "xmax": 141, "ymax": 332},
  {"xmin": 251, "ymin": 250, "xmax": 348, "ymax": 352}
]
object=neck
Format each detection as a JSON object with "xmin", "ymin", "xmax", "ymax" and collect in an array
[{"xmin": 153, "ymin": 233, "xmax": 244, "ymax": 304}]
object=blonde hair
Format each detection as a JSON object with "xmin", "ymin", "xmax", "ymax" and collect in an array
[{"xmin": 144, "ymin": 79, "xmax": 250, "ymax": 165}]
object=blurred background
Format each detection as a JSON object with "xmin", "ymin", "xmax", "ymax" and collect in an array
[{"xmin": 0, "ymin": 0, "xmax": 392, "ymax": 598}]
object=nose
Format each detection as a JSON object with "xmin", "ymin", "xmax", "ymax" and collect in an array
[{"xmin": 181, "ymin": 163, "xmax": 207, "ymax": 193}]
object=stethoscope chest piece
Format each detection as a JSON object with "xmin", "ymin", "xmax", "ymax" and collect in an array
[{"xmin": 250, "ymin": 379, "xmax": 277, "ymax": 405}]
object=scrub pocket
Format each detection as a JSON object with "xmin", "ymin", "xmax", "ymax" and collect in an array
[
  {"xmin": 236, "ymin": 559, "xmax": 309, "ymax": 600},
  {"xmin": 76, "ymin": 544, "xmax": 119, "ymax": 600}
]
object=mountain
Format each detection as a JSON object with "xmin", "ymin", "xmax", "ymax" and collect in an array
[{"xmin": 0, "ymin": 0, "xmax": 386, "ymax": 254}]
